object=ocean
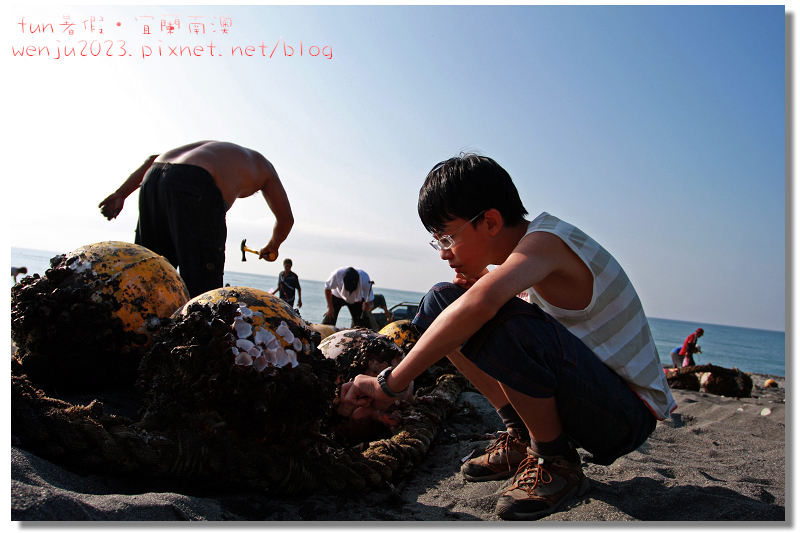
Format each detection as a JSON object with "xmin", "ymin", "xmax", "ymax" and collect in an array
[
  {"xmin": 11, "ymin": 247, "xmax": 786, "ymax": 377},
  {"xmin": 9, "ymin": 247, "xmax": 426, "ymax": 331}
]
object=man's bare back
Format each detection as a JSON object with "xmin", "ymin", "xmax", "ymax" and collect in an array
[
  {"xmin": 156, "ymin": 141, "xmax": 279, "ymax": 208},
  {"xmin": 99, "ymin": 140, "xmax": 294, "ymax": 279}
]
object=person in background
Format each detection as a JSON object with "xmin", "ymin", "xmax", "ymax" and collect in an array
[
  {"xmin": 340, "ymin": 153, "xmax": 674, "ymax": 520},
  {"xmin": 275, "ymin": 258, "xmax": 302, "ymax": 309},
  {"xmin": 669, "ymin": 346, "xmax": 684, "ymax": 368},
  {"xmin": 323, "ymin": 267, "xmax": 374, "ymax": 328},
  {"xmin": 678, "ymin": 328, "xmax": 704, "ymax": 367},
  {"xmin": 11, "ymin": 267, "xmax": 27, "ymax": 283},
  {"xmin": 367, "ymin": 292, "xmax": 393, "ymax": 331},
  {"xmin": 99, "ymin": 140, "xmax": 294, "ymax": 298}
]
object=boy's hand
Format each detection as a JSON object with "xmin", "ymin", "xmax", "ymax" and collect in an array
[
  {"xmin": 341, "ymin": 375, "xmax": 395, "ymax": 419},
  {"xmin": 452, "ymin": 268, "xmax": 490, "ymax": 290},
  {"xmin": 452, "ymin": 274, "xmax": 477, "ymax": 289}
]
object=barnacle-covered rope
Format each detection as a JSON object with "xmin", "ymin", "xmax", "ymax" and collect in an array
[
  {"xmin": 12, "ymin": 361, "xmax": 467, "ymax": 495},
  {"xmin": 12, "ymin": 263, "xmax": 469, "ymax": 495}
]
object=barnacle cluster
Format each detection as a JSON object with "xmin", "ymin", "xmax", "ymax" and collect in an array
[
  {"xmin": 138, "ymin": 287, "xmax": 337, "ymax": 445},
  {"xmin": 11, "ymin": 243, "xmax": 468, "ymax": 495},
  {"xmin": 232, "ymin": 305, "xmax": 306, "ymax": 371},
  {"xmin": 11, "ymin": 241, "xmax": 188, "ymax": 392},
  {"xmin": 319, "ymin": 329, "xmax": 406, "ymax": 382}
]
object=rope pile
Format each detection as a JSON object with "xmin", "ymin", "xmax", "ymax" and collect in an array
[
  {"xmin": 12, "ymin": 356, "xmax": 466, "ymax": 495},
  {"xmin": 665, "ymin": 363, "xmax": 753, "ymax": 397}
]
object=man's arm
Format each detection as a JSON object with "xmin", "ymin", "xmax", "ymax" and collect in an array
[
  {"xmin": 323, "ymin": 287, "xmax": 336, "ymax": 323},
  {"xmin": 258, "ymin": 164, "xmax": 294, "ymax": 261},
  {"xmin": 98, "ymin": 155, "xmax": 158, "ymax": 220}
]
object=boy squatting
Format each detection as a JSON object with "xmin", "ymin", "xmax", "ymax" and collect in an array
[{"xmin": 341, "ymin": 153, "xmax": 675, "ymax": 521}]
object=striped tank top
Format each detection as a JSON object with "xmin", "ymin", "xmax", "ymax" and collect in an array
[{"xmin": 519, "ymin": 213, "xmax": 676, "ymax": 420}]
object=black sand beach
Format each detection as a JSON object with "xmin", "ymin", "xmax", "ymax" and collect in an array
[{"xmin": 11, "ymin": 371, "xmax": 785, "ymax": 521}]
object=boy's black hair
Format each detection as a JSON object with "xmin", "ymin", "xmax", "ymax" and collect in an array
[{"xmin": 418, "ymin": 153, "xmax": 528, "ymax": 234}]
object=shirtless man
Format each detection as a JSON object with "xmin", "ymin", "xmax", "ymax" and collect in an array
[{"xmin": 99, "ymin": 141, "xmax": 294, "ymax": 297}]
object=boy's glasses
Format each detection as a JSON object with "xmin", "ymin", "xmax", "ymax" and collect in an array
[{"xmin": 429, "ymin": 211, "xmax": 485, "ymax": 251}]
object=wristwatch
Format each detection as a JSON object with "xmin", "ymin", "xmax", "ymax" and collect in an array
[{"xmin": 377, "ymin": 366, "xmax": 408, "ymax": 398}]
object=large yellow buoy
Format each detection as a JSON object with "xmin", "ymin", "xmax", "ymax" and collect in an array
[
  {"xmin": 140, "ymin": 286, "xmax": 334, "ymax": 442},
  {"xmin": 74, "ymin": 241, "xmax": 190, "ymax": 337},
  {"xmin": 307, "ymin": 323, "xmax": 344, "ymax": 343},
  {"xmin": 175, "ymin": 286, "xmax": 314, "ymax": 363},
  {"xmin": 11, "ymin": 241, "xmax": 189, "ymax": 392}
]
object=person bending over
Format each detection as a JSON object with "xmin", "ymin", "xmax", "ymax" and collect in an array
[
  {"xmin": 678, "ymin": 328, "xmax": 704, "ymax": 367},
  {"xmin": 367, "ymin": 293, "xmax": 393, "ymax": 331},
  {"xmin": 323, "ymin": 266, "xmax": 374, "ymax": 329},
  {"xmin": 12, "ymin": 267, "xmax": 28, "ymax": 283},
  {"xmin": 341, "ymin": 153, "xmax": 675, "ymax": 520},
  {"xmin": 99, "ymin": 141, "xmax": 294, "ymax": 297}
]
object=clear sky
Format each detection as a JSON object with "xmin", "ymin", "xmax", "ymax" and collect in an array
[{"xmin": 6, "ymin": 5, "xmax": 786, "ymax": 332}]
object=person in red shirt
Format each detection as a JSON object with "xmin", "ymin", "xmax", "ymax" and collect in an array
[{"xmin": 678, "ymin": 328, "xmax": 704, "ymax": 367}]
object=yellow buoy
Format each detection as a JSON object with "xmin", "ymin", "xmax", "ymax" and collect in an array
[
  {"xmin": 764, "ymin": 379, "xmax": 778, "ymax": 388},
  {"xmin": 11, "ymin": 241, "xmax": 189, "ymax": 392},
  {"xmin": 307, "ymin": 323, "xmax": 344, "ymax": 342},
  {"xmin": 176, "ymin": 286, "xmax": 312, "ymax": 355},
  {"xmin": 378, "ymin": 319, "xmax": 421, "ymax": 352},
  {"xmin": 141, "ymin": 286, "xmax": 334, "ymax": 444},
  {"xmin": 67, "ymin": 241, "xmax": 191, "ymax": 338}
]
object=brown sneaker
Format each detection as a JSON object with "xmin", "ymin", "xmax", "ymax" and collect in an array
[
  {"xmin": 495, "ymin": 448, "xmax": 590, "ymax": 520},
  {"xmin": 461, "ymin": 432, "xmax": 530, "ymax": 482}
]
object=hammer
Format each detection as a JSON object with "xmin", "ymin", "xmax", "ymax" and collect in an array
[
  {"xmin": 240, "ymin": 239, "xmax": 276, "ymax": 262},
  {"xmin": 361, "ymin": 281, "xmax": 375, "ymax": 320}
]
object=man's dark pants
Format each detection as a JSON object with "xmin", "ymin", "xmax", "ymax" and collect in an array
[
  {"xmin": 135, "ymin": 163, "xmax": 228, "ymax": 298},
  {"xmin": 322, "ymin": 295, "xmax": 371, "ymax": 328}
]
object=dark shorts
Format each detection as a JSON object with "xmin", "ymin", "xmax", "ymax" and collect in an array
[
  {"xmin": 413, "ymin": 282, "xmax": 656, "ymax": 465},
  {"xmin": 372, "ymin": 293, "xmax": 386, "ymax": 309},
  {"xmin": 322, "ymin": 295, "xmax": 371, "ymax": 329},
  {"xmin": 135, "ymin": 163, "xmax": 229, "ymax": 298}
]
